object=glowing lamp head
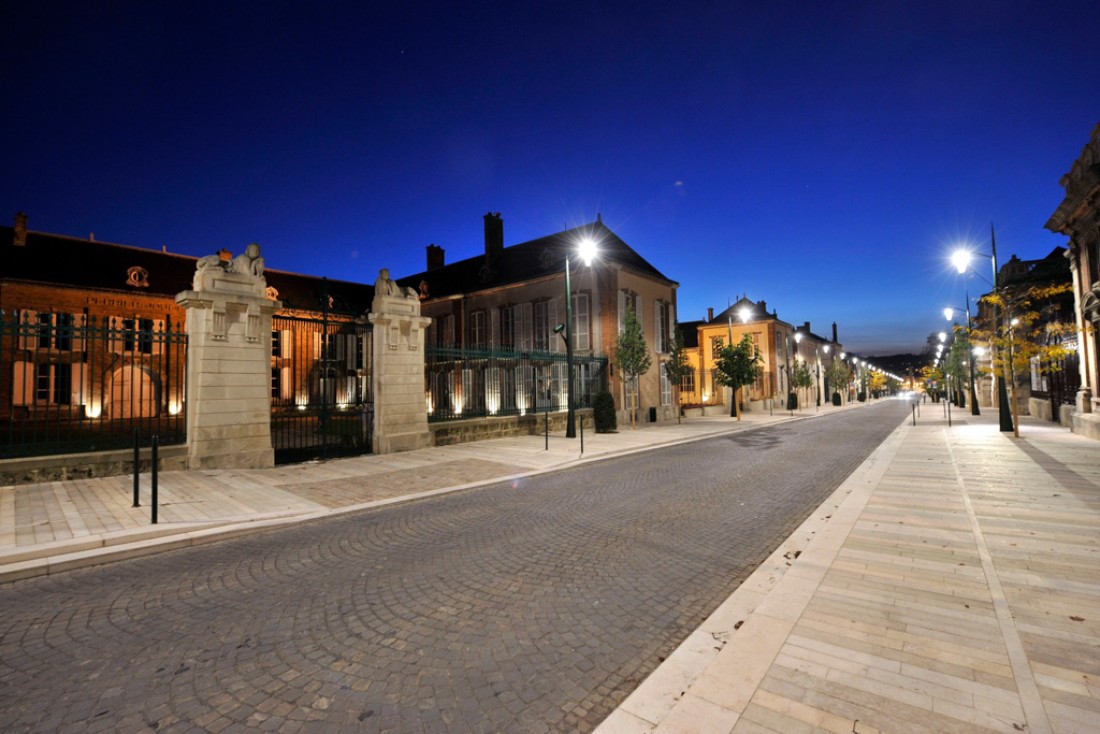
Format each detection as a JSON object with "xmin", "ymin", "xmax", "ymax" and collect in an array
[
  {"xmin": 938, "ymin": 331, "xmax": 947, "ymax": 343},
  {"xmin": 951, "ymin": 249, "xmax": 972, "ymax": 275},
  {"xmin": 577, "ymin": 237, "xmax": 597, "ymax": 267},
  {"xmin": 943, "ymin": 307, "xmax": 953, "ymax": 321},
  {"xmin": 738, "ymin": 306, "xmax": 752, "ymax": 323},
  {"xmin": 794, "ymin": 332, "xmax": 803, "ymax": 343}
]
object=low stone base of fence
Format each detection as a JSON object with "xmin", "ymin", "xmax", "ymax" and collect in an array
[
  {"xmin": 0, "ymin": 445, "xmax": 187, "ymax": 487},
  {"xmin": 430, "ymin": 410, "xmax": 593, "ymax": 447}
]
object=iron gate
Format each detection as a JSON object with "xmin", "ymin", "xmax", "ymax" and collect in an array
[{"xmin": 271, "ymin": 312, "xmax": 373, "ymax": 464}]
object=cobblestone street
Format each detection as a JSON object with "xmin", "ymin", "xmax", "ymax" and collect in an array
[{"xmin": 0, "ymin": 403, "xmax": 908, "ymax": 733}]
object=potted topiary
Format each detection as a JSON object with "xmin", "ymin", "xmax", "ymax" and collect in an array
[{"xmin": 593, "ymin": 391, "xmax": 617, "ymax": 433}]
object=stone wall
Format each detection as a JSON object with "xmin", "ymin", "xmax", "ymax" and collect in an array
[
  {"xmin": 431, "ymin": 409, "xmax": 593, "ymax": 446},
  {"xmin": 0, "ymin": 445, "xmax": 187, "ymax": 486}
]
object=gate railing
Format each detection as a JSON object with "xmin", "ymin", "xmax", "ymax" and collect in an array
[
  {"xmin": 271, "ymin": 312, "xmax": 373, "ymax": 463},
  {"xmin": 425, "ymin": 345, "xmax": 608, "ymax": 422},
  {"xmin": 1, "ymin": 310, "xmax": 187, "ymax": 459}
]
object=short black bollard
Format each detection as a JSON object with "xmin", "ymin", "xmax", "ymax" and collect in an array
[
  {"xmin": 151, "ymin": 435, "xmax": 159, "ymax": 525},
  {"xmin": 911, "ymin": 402, "xmax": 916, "ymax": 426},
  {"xmin": 545, "ymin": 407, "xmax": 549, "ymax": 450},
  {"xmin": 580, "ymin": 414, "xmax": 584, "ymax": 455},
  {"xmin": 132, "ymin": 428, "xmax": 141, "ymax": 508}
]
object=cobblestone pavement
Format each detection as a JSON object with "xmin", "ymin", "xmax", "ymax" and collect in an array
[{"xmin": 0, "ymin": 402, "xmax": 908, "ymax": 733}]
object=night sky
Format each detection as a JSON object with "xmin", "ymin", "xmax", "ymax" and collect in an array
[{"xmin": 3, "ymin": 1, "xmax": 1097, "ymax": 355}]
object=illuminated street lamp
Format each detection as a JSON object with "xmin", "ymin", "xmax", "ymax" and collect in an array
[{"xmin": 560, "ymin": 237, "xmax": 597, "ymax": 438}]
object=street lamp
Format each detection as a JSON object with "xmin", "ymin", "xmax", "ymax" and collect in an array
[
  {"xmin": 560, "ymin": 237, "xmax": 597, "ymax": 438},
  {"xmin": 951, "ymin": 228, "xmax": 1012, "ymax": 431}
]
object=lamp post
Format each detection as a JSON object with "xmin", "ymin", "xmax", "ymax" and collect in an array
[
  {"xmin": 952, "ymin": 227, "xmax": 1012, "ymax": 431},
  {"xmin": 561, "ymin": 238, "xmax": 597, "ymax": 438},
  {"xmin": 563, "ymin": 239, "xmax": 598, "ymax": 435}
]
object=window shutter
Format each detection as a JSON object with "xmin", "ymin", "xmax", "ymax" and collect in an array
[
  {"xmin": 13, "ymin": 361, "xmax": 32, "ymax": 405},
  {"xmin": 549, "ymin": 300, "xmax": 559, "ymax": 353},
  {"xmin": 489, "ymin": 308, "xmax": 499, "ymax": 348},
  {"xmin": 281, "ymin": 330, "xmax": 293, "ymax": 358},
  {"xmin": 519, "ymin": 303, "xmax": 533, "ymax": 350},
  {"xmin": 654, "ymin": 302, "xmax": 662, "ymax": 352},
  {"xmin": 280, "ymin": 367, "xmax": 293, "ymax": 399},
  {"xmin": 346, "ymin": 334, "xmax": 357, "ymax": 370},
  {"xmin": 634, "ymin": 295, "xmax": 643, "ymax": 332},
  {"xmin": 71, "ymin": 313, "xmax": 86, "ymax": 353},
  {"xmin": 617, "ymin": 291, "xmax": 626, "ymax": 333},
  {"xmin": 71, "ymin": 362, "xmax": 88, "ymax": 407},
  {"xmin": 313, "ymin": 332, "xmax": 321, "ymax": 360},
  {"xmin": 669, "ymin": 303, "xmax": 676, "ymax": 345}
]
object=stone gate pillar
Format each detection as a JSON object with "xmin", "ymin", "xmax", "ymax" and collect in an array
[
  {"xmin": 369, "ymin": 269, "xmax": 432, "ymax": 453},
  {"xmin": 176, "ymin": 244, "xmax": 281, "ymax": 470}
]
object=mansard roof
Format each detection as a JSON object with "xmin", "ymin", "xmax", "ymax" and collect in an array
[
  {"xmin": 0, "ymin": 225, "xmax": 376, "ymax": 314},
  {"xmin": 395, "ymin": 220, "xmax": 677, "ymax": 300}
]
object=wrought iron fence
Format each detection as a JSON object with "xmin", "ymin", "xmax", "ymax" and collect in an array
[
  {"xmin": 426, "ymin": 346, "xmax": 608, "ymax": 422},
  {"xmin": 1, "ymin": 310, "xmax": 187, "ymax": 459}
]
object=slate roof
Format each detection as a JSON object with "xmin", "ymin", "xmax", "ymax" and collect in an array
[
  {"xmin": 395, "ymin": 220, "xmax": 676, "ymax": 300},
  {"xmin": 0, "ymin": 226, "xmax": 376, "ymax": 315}
]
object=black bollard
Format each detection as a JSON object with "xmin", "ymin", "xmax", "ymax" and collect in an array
[
  {"xmin": 580, "ymin": 414, "xmax": 584, "ymax": 455},
  {"xmin": 151, "ymin": 435, "xmax": 159, "ymax": 524},
  {"xmin": 132, "ymin": 428, "xmax": 141, "ymax": 508},
  {"xmin": 911, "ymin": 402, "xmax": 916, "ymax": 426},
  {"xmin": 545, "ymin": 407, "xmax": 549, "ymax": 450}
]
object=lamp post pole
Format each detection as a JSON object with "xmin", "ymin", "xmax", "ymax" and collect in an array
[
  {"xmin": 564, "ymin": 254, "xmax": 576, "ymax": 438},
  {"xmin": 964, "ymin": 290, "xmax": 979, "ymax": 415},
  {"xmin": 990, "ymin": 225, "xmax": 1013, "ymax": 431}
]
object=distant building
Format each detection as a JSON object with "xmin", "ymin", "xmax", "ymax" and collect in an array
[
  {"xmin": 1045, "ymin": 122, "xmax": 1100, "ymax": 437},
  {"xmin": 397, "ymin": 213, "xmax": 680, "ymax": 425},
  {"xmin": 677, "ymin": 296, "xmax": 844, "ymax": 413}
]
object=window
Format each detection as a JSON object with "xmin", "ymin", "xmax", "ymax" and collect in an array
[
  {"xmin": 660, "ymin": 369, "xmax": 672, "ymax": 406},
  {"xmin": 500, "ymin": 307, "xmax": 515, "ymax": 349},
  {"xmin": 271, "ymin": 367, "xmax": 281, "ymax": 400},
  {"xmin": 122, "ymin": 318, "xmax": 155, "ymax": 354},
  {"xmin": 33, "ymin": 363, "xmax": 73, "ymax": 405},
  {"xmin": 572, "ymin": 293, "xmax": 590, "ymax": 351},
  {"xmin": 271, "ymin": 330, "xmax": 282, "ymax": 358},
  {"xmin": 533, "ymin": 301, "xmax": 549, "ymax": 351},
  {"xmin": 655, "ymin": 301, "xmax": 670, "ymax": 353},
  {"xmin": 470, "ymin": 310, "xmax": 487, "ymax": 348},
  {"xmin": 27, "ymin": 312, "xmax": 74, "ymax": 351},
  {"xmin": 681, "ymin": 371, "xmax": 696, "ymax": 394},
  {"xmin": 436, "ymin": 314, "xmax": 455, "ymax": 347}
]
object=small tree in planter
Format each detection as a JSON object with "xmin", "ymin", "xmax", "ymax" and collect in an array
[
  {"xmin": 663, "ymin": 325, "xmax": 692, "ymax": 424},
  {"xmin": 825, "ymin": 359, "xmax": 851, "ymax": 407},
  {"xmin": 713, "ymin": 334, "xmax": 761, "ymax": 420},
  {"xmin": 790, "ymin": 360, "xmax": 813, "ymax": 410},
  {"xmin": 615, "ymin": 302, "xmax": 652, "ymax": 430},
  {"xmin": 593, "ymin": 391, "xmax": 617, "ymax": 433}
]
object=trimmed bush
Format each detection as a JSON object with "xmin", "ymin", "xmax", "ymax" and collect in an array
[
  {"xmin": 831, "ymin": 392, "xmax": 841, "ymax": 406},
  {"xmin": 786, "ymin": 392, "xmax": 798, "ymax": 410},
  {"xmin": 593, "ymin": 391, "xmax": 617, "ymax": 433},
  {"xmin": 857, "ymin": 391, "xmax": 866, "ymax": 403}
]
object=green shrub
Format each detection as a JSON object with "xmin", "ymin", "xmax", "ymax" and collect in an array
[
  {"xmin": 786, "ymin": 392, "xmax": 798, "ymax": 410},
  {"xmin": 831, "ymin": 392, "xmax": 841, "ymax": 406},
  {"xmin": 857, "ymin": 391, "xmax": 866, "ymax": 402},
  {"xmin": 593, "ymin": 391, "xmax": 617, "ymax": 433}
]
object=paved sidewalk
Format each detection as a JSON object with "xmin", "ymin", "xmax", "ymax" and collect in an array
[
  {"xmin": 598, "ymin": 410, "xmax": 1100, "ymax": 734},
  {"xmin": 0, "ymin": 407, "xmax": 805, "ymax": 583}
]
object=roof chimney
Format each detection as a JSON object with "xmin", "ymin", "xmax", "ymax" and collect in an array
[
  {"xmin": 13, "ymin": 212, "xmax": 27, "ymax": 246},
  {"xmin": 707, "ymin": 307, "xmax": 714, "ymax": 322},
  {"xmin": 483, "ymin": 212, "xmax": 503, "ymax": 261},
  {"xmin": 803, "ymin": 321, "xmax": 811, "ymax": 335},
  {"xmin": 832, "ymin": 322, "xmax": 838, "ymax": 343},
  {"xmin": 426, "ymin": 243, "xmax": 445, "ymax": 271}
]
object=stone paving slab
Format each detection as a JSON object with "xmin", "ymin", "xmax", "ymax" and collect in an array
[{"xmin": 597, "ymin": 413, "xmax": 1100, "ymax": 734}]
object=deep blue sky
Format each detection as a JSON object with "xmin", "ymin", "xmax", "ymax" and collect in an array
[{"xmin": 3, "ymin": 1, "xmax": 1097, "ymax": 355}]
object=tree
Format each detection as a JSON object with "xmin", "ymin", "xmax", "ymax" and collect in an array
[
  {"xmin": 868, "ymin": 370, "xmax": 887, "ymax": 397},
  {"xmin": 973, "ymin": 283, "xmax": 1074, "ymax": 437},
  {"xmin": 920, "ymin": 364, "xmax": 944, "ymax": 401},
  {"xmin": 943, "ymin": 328, "xmax": 970, "ymax": 406},
  {"xmin": 713, "ymin": 334, "xmax": 761, "ymax": 420},
  {"xmin": 615, "ymin": 302, "xmax": 652, "ymax": 430},
  {"xmin": 825, "ymin": 359, "xmax": 851, "ymax": 405},
  {"xmin": 663, "ymin": 324, "xmax": 692, "ymax": 424},
  {"xmin": 790, "ymin": 359, "xmax": 813, "ymax": 410}
]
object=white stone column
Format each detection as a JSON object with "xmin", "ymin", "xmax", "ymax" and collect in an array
[
  {"xmin": 176, "ymin": 245, "xmax": 281, "ymax": 470},
  {"xmin": 369, "ymin": 269, "xmax": 432, "ymax": 453}
]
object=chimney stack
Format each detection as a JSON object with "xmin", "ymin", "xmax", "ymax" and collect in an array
[
  {"xmin": 707, "ymin": 307, "xmax": 714, "ymax": 322},
  {"xmin": 803, "ymin": 321, "xmax": 811, "ymax": 335},
  {"xmin": 426, "ymin": 243, "xmax": 445, "ymax": 271},
  {"xmin": 832, "ymin": 322, "xmax": 838, "ymax": 343},
  {"xmin": 13, "ymin": 212, "xmax": 27, "ymax": 246},
  {"xmin": 483, "ymin": 212, "xmax": 503, "ymax": 261}
]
